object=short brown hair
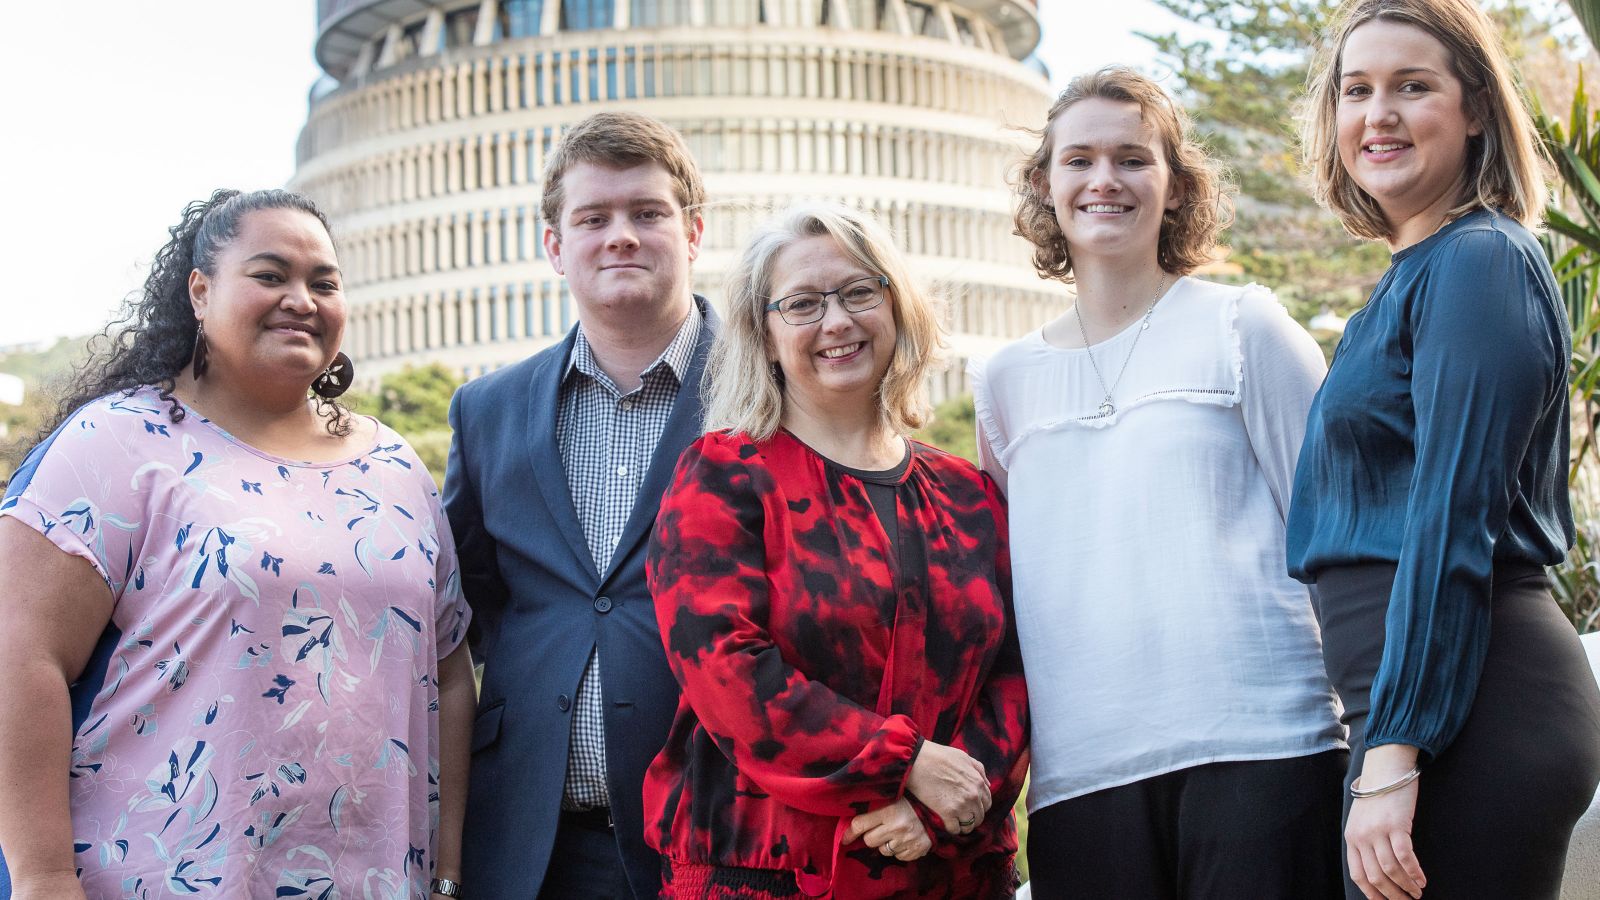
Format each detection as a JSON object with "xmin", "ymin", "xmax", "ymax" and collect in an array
[
  {"xmin": 1012, "ymin": 66, "xmax": 1233, "ymax": 282},
  {"xmin": 704, "ymin": 202, "xmax": 946, "ymax": 441},
  {"xmin": 1301, "ymin": 0, "xmax": 1548, "ymax": 241},
  {"xmin": 540, "ymin": 111, "xmax": 706, "ymax": 235}
]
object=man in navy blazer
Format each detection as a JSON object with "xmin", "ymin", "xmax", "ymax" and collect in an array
[{"xmin": 444, "ymin": 112, "xmax": 716, "ymax": 899}]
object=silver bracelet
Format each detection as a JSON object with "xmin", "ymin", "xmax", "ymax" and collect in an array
[{"xmin": 1349, "ymin": 766, "xmax": 1422, "ymax": 799}]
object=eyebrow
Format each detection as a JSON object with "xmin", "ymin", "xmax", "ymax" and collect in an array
[
  {"xmin": 1059, "ymin": 143, "xmax": 1154, "ymax": 153},
  {"xmin": 1341, "ymin": 66, "xmax": 1441, "ymax": 79},
  {"xmin": 243, "ymin": 252, "xmax": 341, "ymax": 276},
  {"xmin": 567, "ymin": 198, "xmax": 676, "ymax": 217}
]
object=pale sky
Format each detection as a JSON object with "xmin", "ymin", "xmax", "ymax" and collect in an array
[{"xmin": 1, "ymin": 1, "xmax": 1210, "ymax": 349}]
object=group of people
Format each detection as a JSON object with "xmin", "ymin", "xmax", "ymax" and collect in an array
[{"xmin": 2, "ymin": 0, "xmax": 1598, "ymax": 898}]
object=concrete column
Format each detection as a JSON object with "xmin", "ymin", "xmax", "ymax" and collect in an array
[
  {"xmin": 486, "ymin": 209, "xmax": 503, "ymax": 264},
  {"xmin": 475, "ymin": 0, "xmax": 499, "ymax": 44},
  {"xmin": 508, "ymin": 282, "xmax": 524, "ymax": 339},
  {"xmin": 488, "ymin": 57, "xmax": 504, "ymax": 114},
  {"xmin": 420, "ymin": 10, "xmax": 444, "ymax": 56}
]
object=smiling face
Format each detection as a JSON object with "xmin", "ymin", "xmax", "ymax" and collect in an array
[
  {"xmin": 1043, "ymin": 97, "xmax": 1183, "ymax": 269},
  {"xmin": 1336, "ymin": 19, "xmax": 1482, "ymax": 246},
  {"xmin": 765, "ymin": 235, "xmax": 897, "ymax": 419},
  {"xmin": 544, "ymin": 160, "xmax": 703, "ymax": 320},
  {"xmin": 189, "ymin": 208, "xmax": 343, "ymax": 387}
]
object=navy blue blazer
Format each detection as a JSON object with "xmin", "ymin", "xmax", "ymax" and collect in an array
[{"xmin": 446, "ymin": 297, "xmax": 718, "ymax": 898}]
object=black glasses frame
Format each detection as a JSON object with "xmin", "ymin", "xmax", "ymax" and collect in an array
[{"xmin": 764, "ymin": 275, "xmax": 890, "ymax": 325}]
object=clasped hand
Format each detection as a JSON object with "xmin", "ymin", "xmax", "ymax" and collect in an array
[{"xmin": 905, "ymin": 740, "xmax": 990, "ymax": 835}]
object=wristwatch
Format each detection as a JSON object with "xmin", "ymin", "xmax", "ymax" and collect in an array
[{"xmin": 431, "ymin": 878, "xmax": 464, "ymax": 898}]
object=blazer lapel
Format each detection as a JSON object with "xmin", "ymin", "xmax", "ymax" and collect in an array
[
  {"xmin": 528, "ymin": 327, "xmax": 601, "ymax": 586},
  {"xmin": 601, "ymin": 297, "xmax": 720, "ymax": 586}
]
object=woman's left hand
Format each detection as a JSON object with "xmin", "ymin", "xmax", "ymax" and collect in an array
[
  {"xmin": 1346, "ymin": 744, "xmax": 1426, "ymax": 900},
  {"xmin": 843, "ymin": 797, "xmax": 932, "ymax": 862}
]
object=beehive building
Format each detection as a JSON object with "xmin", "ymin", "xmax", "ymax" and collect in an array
[{"xmin": 294, "ymin": 0, "xmax": 1058, "ymax": 398}]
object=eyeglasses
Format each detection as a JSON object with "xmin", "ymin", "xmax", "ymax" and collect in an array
[{"xmin": 765, "ymin": 275, "xmax": 889, "ymax": 326}]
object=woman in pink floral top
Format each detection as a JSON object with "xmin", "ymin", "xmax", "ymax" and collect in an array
[{"xmin": 0, "ymin": 190, "xmax": 474, "ymax": 900}]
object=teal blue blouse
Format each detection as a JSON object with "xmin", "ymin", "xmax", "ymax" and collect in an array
[{"xmin": 1286, "ymin": 208, "xmax": 1573, "ymax": 761}]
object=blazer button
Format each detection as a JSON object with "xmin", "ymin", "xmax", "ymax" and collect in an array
[
  {"xmin": 557, "ymin": 694, "xmax": 571, "ymax": 712},
  {"xmin": 594, "ymin": 596, "xmax": 613, "ymax": 614}
]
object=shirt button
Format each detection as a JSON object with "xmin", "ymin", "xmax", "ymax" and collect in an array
[
  {"xmin": 594, "ymin": 596, "xmax": 613, "ymax": 614},
  {"xmin": 616, "ymin": 465, "xmax": 628, "ymax": 476},
  {"xmin": 557, "ymin": 694, "xmax": 571, "ymax": 712},
  {"xmin": 621, "ymin": 399, "xmax": 635, "ymax": 411}
]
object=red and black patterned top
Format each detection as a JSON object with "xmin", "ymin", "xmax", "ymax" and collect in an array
[{"xmin": 645, "ymin": 429, "xmax": 1030, "ymax": 899}]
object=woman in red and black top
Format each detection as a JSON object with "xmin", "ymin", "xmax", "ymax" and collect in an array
[{"xmin": 645, "ymin": 202, "xmax": 1029, "ymax": 899}]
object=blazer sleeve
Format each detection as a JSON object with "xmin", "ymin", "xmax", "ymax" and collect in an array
[
  {"xmin": 648, "ymin": 434, "xmax": 923, "ymax": 817},
  {"xmin": 443, "ymin": 386, "xmax": 509, "ymax": 665}
]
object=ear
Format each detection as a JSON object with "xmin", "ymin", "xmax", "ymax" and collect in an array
[
  {"xmin": 685, "ymin": 215, "xmax": 706, "ymax": 263},
  {"xmin": 543, "ymin": 226, "xmax": 564, "ymax": 276},
  {"xmin": 1165, "ymin": 173, "xmax": 1186, "ymax": 212},
  {"xmin": 188, "ymin": 268, "xmax": 210, "ymax": 319},
  {"xmin": 1467, "ymin": 116, "xmax": 1484, "ymax": 138}
]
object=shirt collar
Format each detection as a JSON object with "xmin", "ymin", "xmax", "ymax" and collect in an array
[{"xmin": 564, "ymin": 300, "xmax": 703, "ymax": 388}]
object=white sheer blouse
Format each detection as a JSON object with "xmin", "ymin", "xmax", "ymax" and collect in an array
[{"xmin": 971, "ymin": 276, "xmax": 1345, "ymax": 811}]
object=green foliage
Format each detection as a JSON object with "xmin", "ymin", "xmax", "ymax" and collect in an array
[
  {"xmin": 345, "ymin": 364, "xmax": 462, "ymax": 436},
  {"xmin": 917, "ymin": 393, "xmax": 978, "ymax": 464},
  {"xmin": 1536, "ymin": 45, "xmax": 1600, "ymax": 631}
]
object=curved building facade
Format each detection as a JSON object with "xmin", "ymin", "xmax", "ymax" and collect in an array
[{"xmin": 293, "ymin": 0, "xmax": 1058, "ymax": 399}]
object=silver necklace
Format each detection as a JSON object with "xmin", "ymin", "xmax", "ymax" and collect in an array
[{"xmin": 1073, "ymin": 273, "xmax": 1168, "ymax": 418}]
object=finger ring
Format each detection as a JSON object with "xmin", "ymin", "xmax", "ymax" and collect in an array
[
  {"xmin": 883, "ymin": 841, "xmax": 896, "ymax": 854},
  {"xmin": 957, "ymin": 814, "xmax": 976, "ymax": 828}
]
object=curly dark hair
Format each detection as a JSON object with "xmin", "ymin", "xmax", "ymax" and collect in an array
[
  {"xmin": 27, "ymin": 188, "xmax": 348, "ymax": 458},
  {"xmin": 1012, "ymin": 66, "xmax": 1235, "ymax": 283}
]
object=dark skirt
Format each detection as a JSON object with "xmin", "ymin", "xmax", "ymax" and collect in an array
[{"xmin": 1317, "ymin": 563, "xmax": 1600, "ymax": 900}]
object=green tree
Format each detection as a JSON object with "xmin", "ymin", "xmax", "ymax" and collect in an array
[{"xmin": 917, "ymin": 393, "xmax": 978, "ymax": 464}]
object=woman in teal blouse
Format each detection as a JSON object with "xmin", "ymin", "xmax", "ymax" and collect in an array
[{"xmin": 1290, "ymin": 1, "xmax": 1600, "ymax": 898}]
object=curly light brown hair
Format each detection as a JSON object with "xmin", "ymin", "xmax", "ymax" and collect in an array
[
  {"xmin": 1300, "ymin": 0, "xmax": 1547, "ymax": 242},
  {"xmin": 1012, "ymin": 66, "xmax": 1233, "ymax": 282}
]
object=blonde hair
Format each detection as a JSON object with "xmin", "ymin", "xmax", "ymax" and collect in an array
[
  {"xmin": 1012, "ymin": 66, "xmax": 1233, "ymax": 282},
  {"xmin": 703, "ymin": 202, "xmax": 946, "ymax": 441},
  {"xmin": 1301, "ymin": 0, "xmax": 1548, "ymax": 241},
  {"xmin": 540, "ymin": 111, "xmax": 706, "ymax": 236}
]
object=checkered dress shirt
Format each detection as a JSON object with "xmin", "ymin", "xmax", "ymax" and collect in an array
[{"xmin": 556, "ymin": 305, "xmax": 702, "ymax": 810}]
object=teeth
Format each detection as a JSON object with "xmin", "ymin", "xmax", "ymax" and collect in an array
[
  {"xmin": 1083, "ymin": 204, "xmax": 1130, "ymax": 213},
  {"xmin": 821, "ymin": 343, "xmax": 862, "ymax": 359},
  {"xmin": 1366, "ymin": 143, "xmax": 1407, "ymax": 152}
]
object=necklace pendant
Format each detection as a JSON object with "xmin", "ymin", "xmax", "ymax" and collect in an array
[
  {"xmin": 1097, "ymin": 399, "xmax": 1115, "ymax": 417},
  {"xmin": 1141, "ymin": 318, "xmax": 1152, "ymax": 330}
]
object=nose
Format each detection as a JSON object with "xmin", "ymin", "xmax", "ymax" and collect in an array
[
  {"xmin": 817, "ymin": 294, "xmax": 856, "ymax": 332},
  {"xmin": 1365, "ymin": 92, "xmax": 1400, "ymax": 129},
  {"xmin": 1087, "ymin": 159, "xmax": 1121, "ymax": 193},
  {"xmin": 604, "ymin": 218, "xmax": 640, "ymax": 251},
  {"xmin": 281, "ymin": 280, "xmax": 316, "ymax": 313}
]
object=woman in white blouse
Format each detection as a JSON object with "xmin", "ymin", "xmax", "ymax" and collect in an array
[{"xmin": 973, "ymin": 66, "xmax": 1345, "ymax": 898}]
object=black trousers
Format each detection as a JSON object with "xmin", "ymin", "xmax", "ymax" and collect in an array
[
  {"xmin": 1026, "ymin": 750, "xmax": 1347, "ymax": 899},
  {"xmin": 538, "ymin": 811, "xmax": 637, "ymax": 900},
  {"xmin": 1318, "ymin": 563, "xmax": 1600, "ymax": 900}
]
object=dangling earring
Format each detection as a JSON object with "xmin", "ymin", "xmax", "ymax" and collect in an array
[
  {"xmin": 312, "ymin": 352, "xmax": 355, "ymax": 399},
  {"xmin": 191, "ymin": 321, "xmax": 210, "ymax": 379}
]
